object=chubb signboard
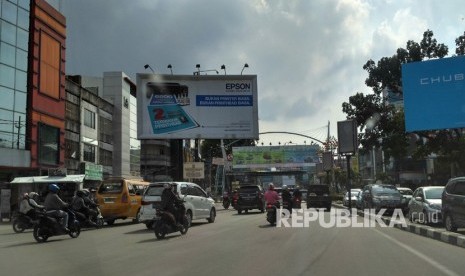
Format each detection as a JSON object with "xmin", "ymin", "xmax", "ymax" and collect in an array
[
  {"xmin": 402, "ymin": 56, "xmax": 465, "ymax": 132},
  {"xmin": 136, "ymin": 74, "xmax": 258, "ymax": 139}
]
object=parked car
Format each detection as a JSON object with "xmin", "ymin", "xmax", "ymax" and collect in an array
[
  {"xmin": 442, "ymin": 177, "xmax": 465, "ymax": 232},
  {"xmin": 139, "ymin": 182, "xmax": 216, "ymax": 229},
  {"xmin": 408, "ymin": 186, "xmax": 443, "ymax": 224},
  {"xmin": 397, "ymin": 187, "xmax": 414, "ymax": 213},
  {"xmin": 342, "ymin": 188, "xmax": 362, "ymax": 207},
  {"xmin": 235, "ymin": 185, "xmax": 265, "ymax": 214},
  {"xmin": 360, "ymin": 184, "xmax": 402, "ymax": 213},
  {"xmin": 306, "ymin": 184, "xmax": 332, "ymax": 211}
]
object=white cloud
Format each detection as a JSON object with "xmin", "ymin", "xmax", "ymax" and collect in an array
[{"xmin": 60, "ymin": 0, "xmax": 465, "ymax": 145}]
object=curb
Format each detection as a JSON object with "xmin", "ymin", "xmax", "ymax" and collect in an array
[{"xmin": 332, "ymin": 203, "xmax": 465, "ymax": 249}]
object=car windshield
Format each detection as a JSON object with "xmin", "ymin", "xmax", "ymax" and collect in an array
[
  {"xmin": 398, "ymin": 189, "xmax": 413, "ymax": 196},
  {"xmin": 424, "ymin": 187, "xmax": 444, "ymax": 199},
  {"xmin": 98, "ymin": 181, "xmax": 122, "ymax": 194},
  {"xmin": 372, "ymin": 185, "xmax": 399, "ymax": 196}
]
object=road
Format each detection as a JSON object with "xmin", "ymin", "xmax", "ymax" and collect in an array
[{"xmin": 0, "ymin": 207, "xmax": 464, "ymax": 276}]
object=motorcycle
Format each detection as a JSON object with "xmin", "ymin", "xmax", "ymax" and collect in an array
[
  {"xmin": 74, "ymin": 205, "xmax": 104, "ymax": 229},
  {"xmin": 222, "ymin": 193, "xmax": 230, "ymax": 209},
  {"xmin": 12, "ymin": 212, "xmax": 39, "ymax": 233},
  {"xmin": 266, "ymin": 202, "xmax": 279, "ymax": 225},
  {"xmin": 33, "ymin": 208, "xmax": 81, "ymax": 243},
  {"xmin": 153, "ymin": 202, "xmax": 189, "ymax": 239}
]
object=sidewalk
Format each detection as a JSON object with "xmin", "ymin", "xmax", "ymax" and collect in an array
[{"xmin": 332, "ymin": 202, "xmax": 465, "ymax": 249}]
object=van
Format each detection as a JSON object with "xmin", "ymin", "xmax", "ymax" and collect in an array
[
  {"xmin": 442, "ymin": 177, "xmax": 465, "ymax": 232},
  {"xmin": 96, "ymin": 177, "xmax": 150, "ymax": 225},
  {"xmin": 139, "ymin": 182, "xmax": 216, "ymax": 229}
]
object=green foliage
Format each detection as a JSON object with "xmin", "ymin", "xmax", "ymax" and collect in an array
[{"xmin": 341, "ymin": 29, "xmax": 465, "ymax": 181}]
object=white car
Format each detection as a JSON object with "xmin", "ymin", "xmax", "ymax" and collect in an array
[
  {"xmin": 343, "ymin": 189, "xmax": 362, "ymax": 207},
  {"xmin": 139, "ymin": 182, "xmax": 216, "ymax": 229}
]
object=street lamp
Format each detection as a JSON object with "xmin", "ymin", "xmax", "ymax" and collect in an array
[
  {"xmin": 167, "ymin": 64, "xmax": 173, "ymax": 75},
  {"xmin": 241, "ymin": 63, "xmax": 249, "ymax": 75},
  {"xmin": 221, "ymin": 64, "xmax": 226, "ymax": 75},
  {"xmin": 144, "ymin": 64, "xmax": 155, "ymax": 73}
]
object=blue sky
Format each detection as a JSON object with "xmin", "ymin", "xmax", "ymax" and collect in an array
[{"xmin": 51, "ymin": 0, "xmax": 465, "ymax": 146}]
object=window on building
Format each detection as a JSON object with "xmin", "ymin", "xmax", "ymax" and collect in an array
[
  {"xmin": 38, "ymin": 123, "xmax": 59, "ymax": 165},
  {"xmin": 83, "ymin": 143, "xmax": 96, "ymax": 163},
  {"xmin": 39, "ymin": 31, "xmax": 60, "ymax": 99},
  {"xmin": 99, "ymin": 148, "xmax": 112, "ymax": 166},
  {"xmin": 65, "ymin": 139, "xmax": 79, "ymax": 159},
  {"xmin": 99, "ymin": 116, "xmax": 112, "ymax": 144},
  {"xmin": 84, "ymin": 108, "xmax": 95, "ymax": 129}
]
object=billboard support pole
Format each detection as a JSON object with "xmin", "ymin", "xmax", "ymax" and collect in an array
[{"xmin": 221, "ymin": 139, "xmax": 227, "ymax": 197}]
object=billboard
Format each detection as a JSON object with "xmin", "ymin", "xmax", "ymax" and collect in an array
[
  {"xmin": 402, "ymin": 56, "xmax": 465, "ymax": 132},
  {"xmin": 232, "ymin": 145, "xmax": 320, "ymax": 170},
  {"xmin": 137, "ymin": 74, "xmax": 258, "ymax": 139}
]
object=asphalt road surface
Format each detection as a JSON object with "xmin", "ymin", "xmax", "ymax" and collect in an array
[{"xmin": 0, "ymin": 208, "xmax": 464, "ymax": 276}]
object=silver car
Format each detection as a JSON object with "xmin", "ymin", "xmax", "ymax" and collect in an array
[
  {"xmin": 139, "ymin": 182, "xmax": 216, "ymax": 229},
  {"xmin": 408, "ymin": 186, "xmax": 444, "ymax": 224}
]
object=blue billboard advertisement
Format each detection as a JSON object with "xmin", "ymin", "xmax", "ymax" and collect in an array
[{"xmin": 402, "ymin": 56, "xmax": 465, "ymax": 132}]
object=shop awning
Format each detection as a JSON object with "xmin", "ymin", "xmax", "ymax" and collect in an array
[{"xmin": 10, "ymin": 174, "xmax": 86, "ymax": 184}]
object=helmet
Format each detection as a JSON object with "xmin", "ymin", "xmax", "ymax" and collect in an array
[
  {"xmin": 76, "ymin": 190, "xmax": 85, "ymax": 197},
  {"xmin": 81, "ymin": 189, "xmax": 90, "ymax": 196},
  {"xmin": 22, "ymin": 193, "xmax": 29, "ymax": 199},
  {"xmin": 163, "ymin": 183, "xmax": 171, "ymax": 189},
  {"xmin": 48, "ymin": 184, "xmax": 60, "ymax": 193},
  {"xmin": 268, "ymin": 183, "xmax": 274, "ymax": 190},
  {"xmin": 29, "ymin": 192, "xmax": 38, "ymax": 198}
]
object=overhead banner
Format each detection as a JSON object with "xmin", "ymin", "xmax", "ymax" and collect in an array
[
  {"xmin": 232, "ymin": 145, "xmax": 320, "ymax": 170},
  {"xmin": 137, "ymin": 74, "xmax": 258, "ymax": 139},
  {"xmin": 402, "ymin": 56, "xmax": 465, "ymax": 132}
]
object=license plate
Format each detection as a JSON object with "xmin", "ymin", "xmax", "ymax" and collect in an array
[{"xmin": 104, "ymin": 198, "xmax": 115, "ymax": 203}]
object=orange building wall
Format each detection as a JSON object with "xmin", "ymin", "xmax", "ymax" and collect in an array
[{"xmin": 27, "ymin": 0, "xmax": 66, "ymax": 169}]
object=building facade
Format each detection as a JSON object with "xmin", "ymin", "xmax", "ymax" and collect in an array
[{"xmin": 0, "ymin": 0, "xmax": 65, "ymax": 182}]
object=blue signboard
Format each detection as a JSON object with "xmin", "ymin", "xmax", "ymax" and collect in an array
[{"xmin": 402, "ymin": 56, "xmax": 465, "ymax": 132}]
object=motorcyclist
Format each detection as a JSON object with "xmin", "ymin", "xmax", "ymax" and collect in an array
[
  {"xmin": 71, "ymin": 190, "xmax": 97, "ymax": 226},
  {"xmin": 160, "ymin": 183, "xmax": 182, "ymax": 228},
  {"xmin": 264, "ymin": 183, "xmax": 280, "ymax": 207},
  {"xmin": 292, "ymin": 188, "xmax": 302, "ymax": 209},
  {"xmin": 19, "ymin": 192, "xmax": 44, "ymax": 220},
  {"xmin": 281, "ymin": 185, "xmax": 293, "ymax": 213},
  {"xmin": 43, "ymin": 184, "xmax": 69, "ymax": 232}
]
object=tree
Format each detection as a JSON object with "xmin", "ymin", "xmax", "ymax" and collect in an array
[{"xmin": 342, "ymin": 29, "xmax": 450, "ymax": 180}]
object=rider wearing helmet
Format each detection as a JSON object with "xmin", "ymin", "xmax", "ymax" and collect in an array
[
  {"xmin": 71, "ymin": 190, "xmax": 97, "ymax": 226},
  {"xmin": 160, "ymin": 183, "xmax": 182, "ymax": 227},
  {"xmin": 264, "ymin": 183, "xmax": 280, "ymax": 206},
  {"xmin": 281, "ymin": 185, "xmax": 293, "ymax": 213},
  {"xmin": 19, "ymin": 192, "xmax": 44, "ymax": 217},
  {"xmin": 44, "ymin": 184, "xmax": 69, "ymax": 231}
]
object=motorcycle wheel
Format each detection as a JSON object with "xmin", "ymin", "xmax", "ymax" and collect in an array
[
  {"xmin": 69, "ymin": 222, "xmax": 81, "ymax": 238},
  {"xmin": 33, "ymin": 225, "xmax": 48, "ymax": 243},
  {"xmin": 154, "ymin": 221, "xmax": 166, "ymax": 239},
  {"xmin": 223, "ymin": 201, "xmax": 230, "ymax": 209},
  {"xmin": 12, "ymin": 219, "xmax": 26, "ymax": 233},
  {"xmin": 180, "ymin": 216, "xmax": 189, "ymax": 235},
  {"xmin": 95, "ymin": 218, "xmax": 104, "ymax": 229}
]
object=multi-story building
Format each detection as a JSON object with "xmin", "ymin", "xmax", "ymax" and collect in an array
[
  {"xmin": 0, "ymin": 0, "xmax": 65, "ymax": 182},
  {"xmin": 79, "ymin": 72, "xmax": 141, "ymax": 178},
  {"xmin": 65, "ymin": 75, "xmax": 113, "ymax": 188}
]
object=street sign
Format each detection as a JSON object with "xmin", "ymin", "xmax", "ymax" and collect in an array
[{"xmin": 183, "ymin": 162, "xmax": 205, "ymax": 179}]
